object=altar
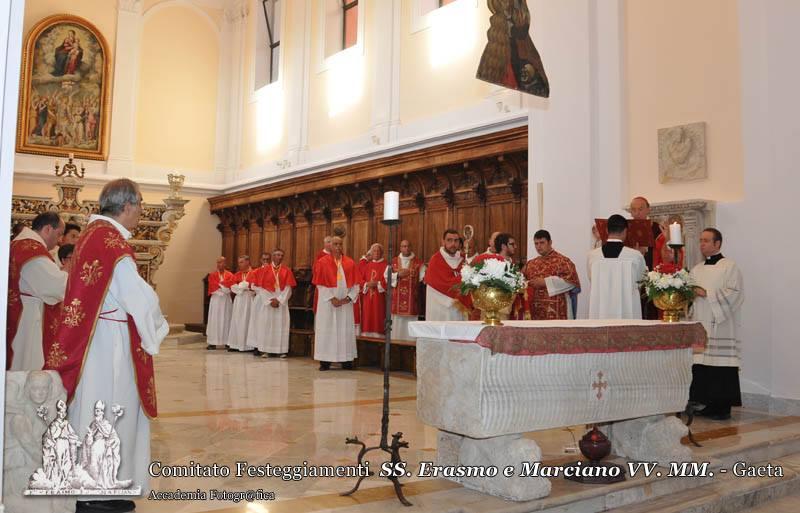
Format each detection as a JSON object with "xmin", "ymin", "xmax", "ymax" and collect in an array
[{"xmin": 408, "ymin": 319, "xmax": 707, "ymax": 501}]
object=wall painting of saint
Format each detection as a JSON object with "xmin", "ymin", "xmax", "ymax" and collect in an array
[
  {"xmin": 476, "ymin": 0, "xmax": 550, "ymax": 98},
  {"xmin": 16, "ymin": 15, "xmax": 112, "ymax": 160}
]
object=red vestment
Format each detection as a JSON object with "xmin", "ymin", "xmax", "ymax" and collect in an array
[
  {"xmin": 208, "ymin": 270, "xmax": 234, "ymax": 295},
  {"xmin": 360, "ymin": 259, "xmax": 388, "ymax": 335},
  {"xmin": 653, "ymin": 233, "xmax": 685, "ymax": 269},
  {"xmin": 258, "ymin": 264, "xmax": 297, "ymax": 291},
  {"xmin": 391, "ymin": 255, "xmax": 423, "ymax": 316},
  {"xmin": 46, "ymin": 220, "xmax": 158, "ymax": 418},
  {"xmin": 312, "ymin": 254, "xmax": 359, "ymax": 289},
  {"xmin": 312, "ymin": 249, "xmax": 330, "ymax": 313},
  {"xmin": 6, "ymin": 238, "xmax": 61, "ymax": 369},
  {"xmin": 424, "ymin": 250, "xmax": 473, "ymax": 310},
  {"xmin": 354, "ymin": 256, "xmax": 370, "ymax": 325},
  {"xmin": 523, "ymin": 250, "xmax": 580, "ymax": 320}
]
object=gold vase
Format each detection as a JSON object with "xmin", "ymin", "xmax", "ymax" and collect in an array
[
  {"xmin": 653, "ymin": 291, "xmax": 689, "ymax": 322},
  {"xmin": 471, "ymin": 284, "xmax": 515, "ymax": 326}
]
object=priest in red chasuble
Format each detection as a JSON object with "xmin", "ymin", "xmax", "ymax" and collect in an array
[
  {"xmin": 313, "ymin": 236, "xmax": 361, "ymax": 370},
  {"xmin": 48, "ymin": 179, "xmax": 168, "ymax": 507},
  {"xmin": 424, "ymin": 229, "xmax": 472, "ymax": 321},
  {"xmin": 360, "ymin": 243, "xmax": 388, "ymax": 337},
  {"xmin": 206, "ymin": 256, "xmax": 234, "ymax": 350},
  {"xmin": 7, "ymin": 212, "xmax": 67, "ymax": 370},
  {"xmin": 390, "ymin": 240, "xmax": 423, "ymax": 340},
  {"xmin": 523, "ymin": 229, "xmax": 581, "ymax": 320}
]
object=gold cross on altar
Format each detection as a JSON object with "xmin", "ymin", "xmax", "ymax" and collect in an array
[{"xmin": 592, "ymin": 371, "xmax": 608, "ymax": 400}]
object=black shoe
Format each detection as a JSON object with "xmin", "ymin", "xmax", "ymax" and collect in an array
[
  {"xmin": 253, "ymin": 350, "xmax": 262, "ymax": 357},
  {"xmin": 342, "ymin": 362, "xmax": 354, "ymax": 370},
  {"xmin": 207, "ymin": 345, "xmax": 216, "ymax": 350},
  {"xmin": 76, "ymin": 500, "xmax": 136, "ymax": 512},
  {"xmin": 227, "ymin": 348, "xmax": 238, "ymax": 352},
  {"xmin": 319, "ymin": 361, "xmax": 331, "ymax": 371}
]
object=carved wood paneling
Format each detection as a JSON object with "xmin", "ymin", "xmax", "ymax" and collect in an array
[{"xmin": 209, "ymin": 127, "xmax": 529, "ymax": 270}]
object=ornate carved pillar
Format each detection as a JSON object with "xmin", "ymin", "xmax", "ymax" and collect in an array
[{"xmin": 107, "ymin": 0, "xmax": 143, "ymax": 176}]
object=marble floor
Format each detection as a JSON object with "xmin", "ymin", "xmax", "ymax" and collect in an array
[{"xmin": 134, "ymin": 341, "xmax": 800, "ymax": 513}]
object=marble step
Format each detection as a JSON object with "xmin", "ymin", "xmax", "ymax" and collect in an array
[
  {"xmin": 168, "ymin": 323, "xmax": 185, "ymax": 335},
  {"xmin": 605, "ymin": 452, "xmax": 800, "ymax": 513},
  {"xmin": 163, "ymin": 330, "xmax": 205, "ymax": 345},
  {"xmin": 738, "ymin": 491, "xmax": 800, "ymax": 512}
]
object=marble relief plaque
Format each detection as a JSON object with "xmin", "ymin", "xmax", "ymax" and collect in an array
[{"xmin": 658, "ymin": 122, "xmax": 707, "ymax": 184}]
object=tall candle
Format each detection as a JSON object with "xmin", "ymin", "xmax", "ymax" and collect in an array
[
  {"xmin": 383, "ymin": 191, "xmax": 399, "ymax": 221},
  {"xmin": 669, "ymin": 222, "xmax": 682, "ymax": 245}
]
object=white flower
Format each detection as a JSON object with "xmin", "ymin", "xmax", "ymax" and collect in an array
[
  {"xmin": 648, "ymin": 271, "xmax": 660, "ymax": 281},
  {"xmin": 461, "ymin": 266, "xmax": 475, "ymax": 282}
]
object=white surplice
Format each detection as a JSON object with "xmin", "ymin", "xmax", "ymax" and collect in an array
[
  {"xmin": 425, "ymin": 249, "xmax": 466, "ymax": 322},
  {"xmin": 10, "ymin": 228, "xmax": 67, "ymax": 370},
  {"xmin": 314, "ymin": 265, "xmax": 359, "ymax": 362},
  {"xmin": 690, "ymin": 257, "xmax": 744, "ymax": 367},
  {"xmin": 205, "ymin": 278, "xmax": 232, "ymax": 347},
  {"xmin": 544, "ymin": 276, "xmax": 578, "ymax": 319},
  {"xmin": 69, "ymin": 214, "xmax": 168, "ymax": 497},
  {"xmin": 246, "ymin": 272, "xmax": 267, "ymax": 350},
  {"xmin": 258, "ymin": 284, "xmax": 293, "ymax": 354},
  {"xmin": 389, "ymin": 253, "xmax": 424, "ymax": 340},
  {"xmin": 587, "ymin": 243, "xmax": 647, "ymax": 319},
  {"xmin": 228, "ymin": 278, "xmax": 254, "ymax": 351}
]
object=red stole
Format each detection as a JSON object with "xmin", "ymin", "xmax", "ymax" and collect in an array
[
  {"xmin": 391, "ymin": 255, "xmax": 422, "ymax": 316},
  {"xmin": 424, "ymin": 250, "xmax": 473, "ymax": 309},
  {"xmin": 208, "ymin": 270, "xmax": 233, "ymax": 295},
  {"xmin": 312, "ymin": 254, "xmax": 358, "ymax": 289},
  {"xmin": 259, "ymin": 264, "xmax": 297, "ymax": 291},
  {"xmin": 361, "ymin": 260, "xmax": 387, "ymax": 334},
  {"xmin": 46, "ymin": 220, "xmax": 158, "ymax": 418},
  {"xmin": 6, "ymin": 238, "xmax": 61, "ymax": 370}
]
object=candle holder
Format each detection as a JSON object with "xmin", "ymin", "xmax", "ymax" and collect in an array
[
  {"xmin": 54, "ymin": 155, "xmax": 85, "ymax": 179},
  {"xmin": 341, "ymin": 217, "xmax": 411, "ymax": 507},
  {"xmin": 668, "ymin": 243, "xmax": 685, "ymax": 270}
]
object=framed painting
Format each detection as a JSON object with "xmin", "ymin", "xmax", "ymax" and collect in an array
[{"xmin": 16, "ymin": 14, "xmax": 112, "ymax": 160}]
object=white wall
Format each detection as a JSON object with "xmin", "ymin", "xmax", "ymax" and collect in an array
[{"xmin": 717, "ymin": 0, "xmax": 800, "ymax": 403}]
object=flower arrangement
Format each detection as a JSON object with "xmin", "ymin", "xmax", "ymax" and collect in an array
[
  {"xmin": 459, "ymin": 254, "xmax": 526, "ymax": 295},
  {"xmin": 641, "ymin": 263, "xmax": 695, "ymax": 301}
]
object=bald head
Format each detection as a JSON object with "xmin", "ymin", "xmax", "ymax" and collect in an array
[
  {"xmin": 331, "ymin": 236, "xmax": 343, "ymax": 257},
  {"xmin": 630, "ymin": 196, "xmax": 650, "ymax": 220},
  {"xmin": 399, "ymin": 239, "xmax": 411, "ymax": 256}
]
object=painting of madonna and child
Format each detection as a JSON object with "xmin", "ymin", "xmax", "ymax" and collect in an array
[{"xmin": 16, "ymin": 15, "xmax": 111, "ymax": 160}]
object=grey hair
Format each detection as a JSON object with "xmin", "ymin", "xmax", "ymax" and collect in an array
[{"xmin": 99, "ymin": 179, "xmax": 141, "ymax": 217}]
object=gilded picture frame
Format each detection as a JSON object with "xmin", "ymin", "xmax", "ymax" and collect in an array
[{"xmin": 16, "ymin": 14, "xmax": 112, "ymax": 161}]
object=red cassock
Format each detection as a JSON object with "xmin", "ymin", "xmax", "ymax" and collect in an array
[
  {"xmin": 208, "ymin": 270, "xmax": 234, "ymax": 295},
  {"xmin": 391, "ymin": 256, "xmax": 423, "ymax": 316},
  {"xmin": 360, "ymin": 259, "xmax": 388, "ymax": 335},
  {"xmin": 424, "ymin": 251, "xmax": 473, "ymax": 311},
  {"xmin": 354, "ymin": 256, "xmax": 370, "ymax": 325},
  {"xmin": 258, "ymin": 263, "xmax": 297, "ymax": 291},
  {"xmin": 6, "ymin": 238, "xmax": 61, "ymax": 369},
  {"xmin": 46, "ymin": 220, "xmax": 158, "ymax": 418},
  {"xmin": 312, "ymin": 249, "xmax": 329, "ymax": 314}
]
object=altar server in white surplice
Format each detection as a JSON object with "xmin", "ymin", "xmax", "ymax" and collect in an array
[
  {"xmin": 227, "ymin": 255, "xmax": 255, "ymax": 352},
  {"xmin": 688, "ymin": 228, "xmax": 744, "ymax": 420},
  {"xmin": 587, "ymin": 214, "xmax": 647, "ymax": 319},
  {"xmin": 258, "ymin": 248, "xmax": 297, "ymax": 357},
  {"xmin": 246, "ymin": 253, "xmax": 271, "ymax": 356},
  {"xmin": 313, "ymin": 236, "xmax": 360, "ymax": 371},
  {"xmin": 8, "ymin": 212, "xmax": 67, "ymax": 371},
  {"xmin": 206, "ymin": 256, "xmax": 234, "ymax": 350},
  {"xmin": 51, "ymin": 179, "xmax": 168, "ymax": 510}
]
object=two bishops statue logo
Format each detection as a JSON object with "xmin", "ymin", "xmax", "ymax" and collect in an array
[{"xmin": 24, "ymin": 399, "xmax": 140, "ymax": 496}]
